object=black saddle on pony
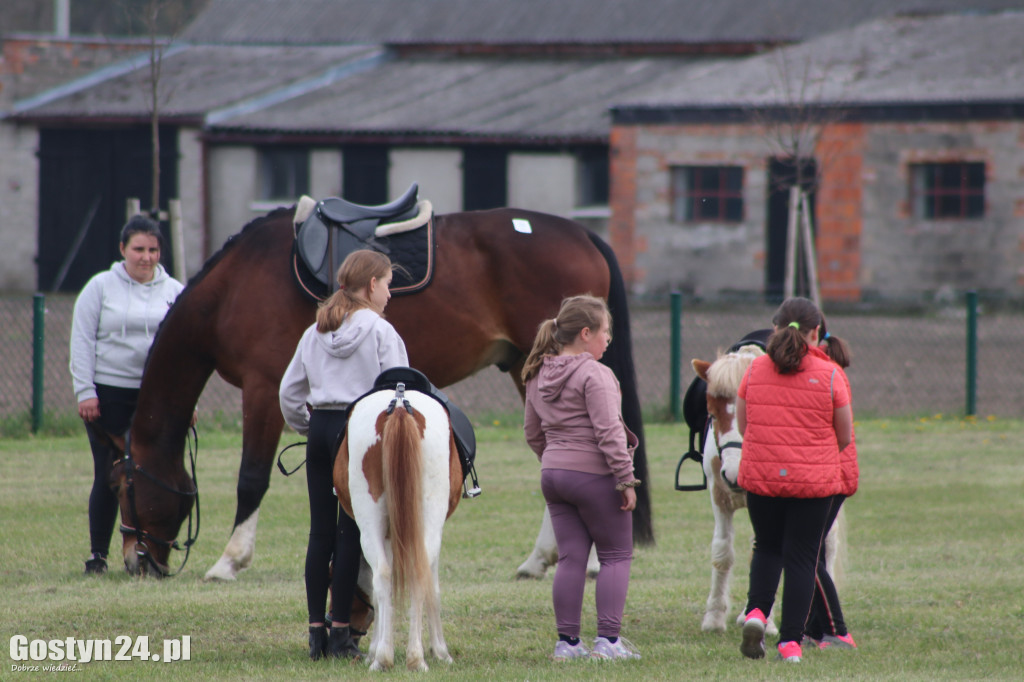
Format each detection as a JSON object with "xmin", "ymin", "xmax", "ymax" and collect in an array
[
  {"xmin": 292, "ymin": 183, "xmax": 436, "ymax": 303},
  {"xmin": 349, "ymin": 367, "xmax": 480, "ymax": 498},
  {"xmin": 675, "ymin": 328, "xmax": 772, "ymax": 492}
]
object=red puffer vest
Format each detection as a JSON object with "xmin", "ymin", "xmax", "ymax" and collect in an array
[{"xmin": 737, "ymin": 346, "xmax": 849, "ymax": 499}]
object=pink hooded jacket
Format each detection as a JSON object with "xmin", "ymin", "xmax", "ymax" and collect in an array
[{"xmin": 523, "ymin": 353, "xmax": 638, "ymax": 486}]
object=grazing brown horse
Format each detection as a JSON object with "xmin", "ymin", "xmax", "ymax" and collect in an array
[{"xmin": 112, "ymin": 204, "xmax": 651, "ymax": 577}]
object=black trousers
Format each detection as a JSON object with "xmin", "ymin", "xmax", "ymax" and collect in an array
[
  {"xmin": 304, "ymin": 409, "xmax": 362, "ymax": 625},
  {"xmin": 745, "ymin": 492, "xmax": 833, "ymax": 644},
  {"xmin": 805, "ymin": 494, "xmax": 849, "ymax": 639},
  {"xmin": 85, "ymin": 384, "xmax": 139, "ymax": 557}
]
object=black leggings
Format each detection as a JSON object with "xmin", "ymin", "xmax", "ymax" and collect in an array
[
  {"xmin": 745, "ymin": 492, "xmax": 833, "ymax": 644},
  {"xmin": 304, "ymin": 409, "xmax": 362, "ymax": 625},
  {"xmin": 85, "ymin": 385, "xmax": 139, "ymax": 558},
  {"xmin": 805, "ymin": 495, "xmax": 849, "ymax": 639}
]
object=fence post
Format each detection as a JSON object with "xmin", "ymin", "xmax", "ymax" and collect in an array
[
  {"xmin": 32, "ymin": 293, "xmax": 45, "ymax": 433},
  {"xmin": 965, "ymin": 290, "xmax": 978, "ymax": 417},
  {"xmin": 670, "ymin": 291, "xmax": 682, "ymax": 421}
]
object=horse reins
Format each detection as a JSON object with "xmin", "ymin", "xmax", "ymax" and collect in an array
[{"xmin": 117, "ymin": 426, "xmax": 201, "ymax": 577}]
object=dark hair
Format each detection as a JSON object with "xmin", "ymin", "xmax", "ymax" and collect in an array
[
  {"xmin": 767, "ymin": 297, "xmax": 822, "ymax": 374},
  {"xmin": 819, "ymin": 313, "xmax": 852, "ymax": 368},
  {"xmin": 521, "ymin": 294, "xmax": 610, "ymax": 383},
  {"xmin": 120, "ymin": 215, "xmax": 163, "ymax": 248},
  {"xmin": 316, "ymin": 250, "xmax": 394, "ymax": 333}
]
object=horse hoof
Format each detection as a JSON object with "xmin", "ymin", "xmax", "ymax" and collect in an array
[
  {"xmin": 203, "ymin": 559, "xmax": 238, "ymax": 582},
  {"xmin": 701, "ymin": 614, "xmax": 727, "ymax": 632},
  {"xmin": 407, "ymin": 659, "xmax": 428, "ymax": 672}
]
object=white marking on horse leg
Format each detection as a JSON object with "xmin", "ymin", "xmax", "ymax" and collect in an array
[
  {"xmin": 703, "ymin": 500, "xmax": 735, "ymax": 632},
  {"xmin": 427, "ymin": 559, "xmax": 452, "ymax": 663},
  {"xmin": 516, "ymin": 507, "xmax": 557, "ymax": 579},
  {"xmin": 203, "ymin": 509, "xmax": 259, "ymax": 581},
  {"xmin": 406, "ymin": 589, "xmax": 427, "ymax": 672}
]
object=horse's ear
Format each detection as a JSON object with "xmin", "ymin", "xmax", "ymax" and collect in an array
[{"xmin": 692, "ymin": 359, "xmax": 711, "ymax": 382}]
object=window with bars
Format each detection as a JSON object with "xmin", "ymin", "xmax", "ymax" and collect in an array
[
  {"xmin": 671, "ymin": 165, "xmax": 744, "ymax": 222},
  {"xmin": 910, "ymin": 162, "xmax": 985, "ymax": 219}
]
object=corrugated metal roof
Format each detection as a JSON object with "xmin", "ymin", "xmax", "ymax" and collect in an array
[
  {"xmin": 208, "ymin": 55, "xmax": 705, "ymax": 140},
  {"xmin": 616, "ymin": 11, "xmax": 1024, "ymax": 112},
  {"xmin": 181, "ymin": 0, "xmax": 1024, "ymax": 46},
  {"xmin": 10, "ymin": 44, "xmax": 381, "ymax": 119}
]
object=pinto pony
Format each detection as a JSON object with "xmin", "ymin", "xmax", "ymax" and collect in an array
[
  {"xmin": 334, "ymin": 384, "xmax": 461, "ymax": 671},
  {"xmin": 691, "ymin": 345, "xmax": 844, "ymax": 635}
]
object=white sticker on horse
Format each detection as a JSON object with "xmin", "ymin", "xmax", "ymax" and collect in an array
[{"xmin": 512, "ymin": 219, "xmax": 533, "ymax": 234}]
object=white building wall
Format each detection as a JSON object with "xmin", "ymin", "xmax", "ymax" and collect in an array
[
  {"xmin": 311, "ymin": 149, "xmax": 342, "ymax": 199},
  {"xmin": 175, "ymin": 127, "xmax": 205, "ymax": 278},
  {"xmin": 0, "ymin": 123, "xmax": 40, "ymax": 292},
  {"xmin": 207, "ymin": 146, "xmax": 259, "ymax": 254},
  {"xmin": 388, "ymin": 148, "xmax": 462, "ymax": 214},
  {"xmin": 507, "ymin": 152, "xmax": 575, "ymax": 217}
]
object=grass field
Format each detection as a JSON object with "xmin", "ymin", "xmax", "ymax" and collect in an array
[{"xmin": 2, "ymin": 418, "xmax": 1023, "ymax": 680}]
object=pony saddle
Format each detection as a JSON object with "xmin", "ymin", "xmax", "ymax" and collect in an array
[
  {"xmin": 675, "ymin": 328, "xmax": 773, "ymax": 492},
  {"xmin": 294, "ymin": 183, "xmax": 432, "ymax": 296},
  {"xmin": 354, "ymin": 367, "xmax": 480, "ymax": 498}
]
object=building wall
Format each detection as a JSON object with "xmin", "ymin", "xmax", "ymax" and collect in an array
[
  {"xmin": 508, "ymin": 152, "xmax": 576, "ymax": 217},
  {"xmin": 0, "ymin": 122, "xmax": 39, "ymax": 291},
  {"xmin": 207, "ymin": 145, "xmax": 259, "ymax": 254},
  {"xmin": 176, "ymin": 127, "xmax": 206, "ymax": 279},
  {"xmin": 389, "ymin": 148, "xmax": 462, "ymax": 214},
  {"xmin": 611, "ymin": 118, "xmax": 1024, "ymax": 302}
]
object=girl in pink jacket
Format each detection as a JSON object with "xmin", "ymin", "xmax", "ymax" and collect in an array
[
  {"xmin": 736, "ymin": 297, "xmax": 853, "ymax": 664},
  {"xmin": 522, "ymin": 295, "xmax": 641, "ymax": 662}
]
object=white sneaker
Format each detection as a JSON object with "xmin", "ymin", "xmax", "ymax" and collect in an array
[
  {"xmin": 553, "ymin": 640, "xmax": 590, "ymax": 661},
  {"xmin": 591, "ymin": 636, "xmax": 641, "ymax": 660}
]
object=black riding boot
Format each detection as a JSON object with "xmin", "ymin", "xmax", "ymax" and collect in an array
[
  {"xmin": 327, "ymin": 625, "xmax": 363, "ymax": 659},
  {"xmin": 308, "ymin": 625, "xmax": 328, "ymax": 660},
  {"xmin": 84, "ymin": 552, "xmax": 108, "ymax": 575}
]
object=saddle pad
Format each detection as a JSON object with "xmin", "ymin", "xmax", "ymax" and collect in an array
[{"xmin": 292, "ymin": 216, "xmax": 436, "ymax": 304}]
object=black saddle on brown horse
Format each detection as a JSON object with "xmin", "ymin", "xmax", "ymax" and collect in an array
[{"xmin": 293, "ymin": 183, "xmax": 435, "ymax": 302}]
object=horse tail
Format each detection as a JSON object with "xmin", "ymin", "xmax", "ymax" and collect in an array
[
  {"xmin": 586, "ymin": 231, "xmax": 654, "ymax": 546},
  {"xmin": 382, "ymin": 405, "xmax": 431, "ymax": 605},
  {"xmin": 825, "ymin": 503, "xmax": 848, "ymax": 586}
]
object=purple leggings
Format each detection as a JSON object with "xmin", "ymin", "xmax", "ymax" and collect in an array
[{"xmin": 541, "ymin": 468, "xmax": 633, "ymax": 638}]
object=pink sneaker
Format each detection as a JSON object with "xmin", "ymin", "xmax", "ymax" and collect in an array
[
  {"xmin": 740, "ymin": 609, "xmax": 767, "ymax": 660},
  {"xmin": 819, "ymin": 633, "xmax": 857, "ymax": 650},
  {"xmin": 777, "ymin": 640, "xmax": 802, "ymax": 663}
]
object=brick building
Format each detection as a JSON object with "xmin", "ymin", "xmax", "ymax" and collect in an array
[{"xmin": 609, "ymin": 11, "xmax": 1024, "ymax": 302}]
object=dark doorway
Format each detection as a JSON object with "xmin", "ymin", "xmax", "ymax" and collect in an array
[
  {"xmin": 343, "ymin": 145, "xmax": 389, "ymax": 204},
  {"xmin": 766, "ymin": 157, "xmax": 818, "ymax": 302},
  {"xmin": 37, "ymin": 126, "xmax": 178, "ymax": 292},
  {"xmin": 462, "ymin": 147, "xmax": 509, "ymax": 210}
]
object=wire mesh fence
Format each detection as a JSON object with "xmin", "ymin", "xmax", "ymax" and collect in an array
[{"xmin": 3, "ymin": 293, "xmax": 1023, "ymax": 434}]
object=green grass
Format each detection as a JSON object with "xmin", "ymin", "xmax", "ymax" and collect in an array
[{"xmin": 2, "ymin": 418, "xmax": 1023, "ymax": 680}]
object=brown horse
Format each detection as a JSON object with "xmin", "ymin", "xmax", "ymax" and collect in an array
[{"xmin": 112, "ymin": 204, "xmax": 651, "ymax": 577}]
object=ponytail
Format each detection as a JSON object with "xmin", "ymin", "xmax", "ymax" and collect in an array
[{"xmin": 521, "ymin": 319, "xmax": 559, "ymax": 383}]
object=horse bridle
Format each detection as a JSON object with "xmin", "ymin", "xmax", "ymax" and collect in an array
[{"xmin": 117, "ymin": 427, "xmax": 201, "ymax": 577}]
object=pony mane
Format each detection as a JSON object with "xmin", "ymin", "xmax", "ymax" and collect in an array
[{"xmin": 705, "ymin": 344, "xmax": 764, "ymax": 398}]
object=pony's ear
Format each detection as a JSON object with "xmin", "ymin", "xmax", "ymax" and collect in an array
[{"xmin": 692, "ymin": 359, "xmax": 711, "ymax": 381}]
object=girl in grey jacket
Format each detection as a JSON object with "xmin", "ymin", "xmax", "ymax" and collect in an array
[{"xmin": 69, "ymin": 216, "xmax": 184, "ymax": 575}]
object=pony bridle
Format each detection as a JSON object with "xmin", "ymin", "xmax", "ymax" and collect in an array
[
  {"xmin": 712, "ymin": 421, "xmax": 745, "ymax": 493},
  {"xmin": 116, "ymin": 428, "xmax": 201, "ymax": 578}
]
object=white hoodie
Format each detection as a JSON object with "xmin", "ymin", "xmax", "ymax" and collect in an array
[
  {"xmin": 69, "ymin": 261, "xmax": 184, "ymax": 402},
  {"xmin": 278, "ymin": 307, "xmax": 409, "ymax": 436}
]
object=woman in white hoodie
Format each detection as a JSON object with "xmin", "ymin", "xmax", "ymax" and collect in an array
[
  {"xmin": 279, "ymin": 249, "xmax": 408, "ymax": 661},
  {"xmin": 69, "ymin": 215, "xmax": 184, "ymax": 575}
]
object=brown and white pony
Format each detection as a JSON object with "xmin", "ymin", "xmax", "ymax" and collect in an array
[
  {"xmin": 334, "ymin": 384, "xmax": 462, "ymax": 671},
  {"xmin": 691, "ymin": 345, "xmax": 844, "ymax": 635}
]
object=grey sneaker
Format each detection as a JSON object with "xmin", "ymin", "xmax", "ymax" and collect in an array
[
  {"xmin": 591, "ymin": 636, "xmax": 641, "ymax": 660},
  {"xmin": 553, "ymin": 640, "xmax": 590, "ymax": 661}
]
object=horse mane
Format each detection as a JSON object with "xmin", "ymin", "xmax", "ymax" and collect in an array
[
  {"xmin": 705, "ymin": 344, "xmax": 764, "ymax": 399},
  {"xmin": 143, "ymin": 206, "xmax": 295, "ymax": 371}
]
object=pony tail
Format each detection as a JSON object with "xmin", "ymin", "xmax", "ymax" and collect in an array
[
  {"xmin": 821, "ymin": 333, "xmax": 852, "ymax": 369},
  {"xmin": 766, "ymin": 327, "xmax": 807, "ymax": 374},
  {"xmin": 316, "ymin": 289, "xmax": 360, "ymax": 332},
  {"xmin": 382, "ymin": 406, "xmax": 430, "ymax": 607},
  {"xmin": 521, "ymin": 319, "xmax": 559, "ymax": 383}
]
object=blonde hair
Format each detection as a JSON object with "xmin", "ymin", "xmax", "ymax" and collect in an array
[
  {"xmin": 521, "ymin": 294, "xmax": 610, "ymax": 383},
  {"xmin": 315, "ymin": 250, "xmax": 393, "ymax": 333}
]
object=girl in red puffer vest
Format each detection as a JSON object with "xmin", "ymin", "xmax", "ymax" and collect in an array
[{"xmin": 735, "ymin": 297, "xmax": 854, "ymax": 664}]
